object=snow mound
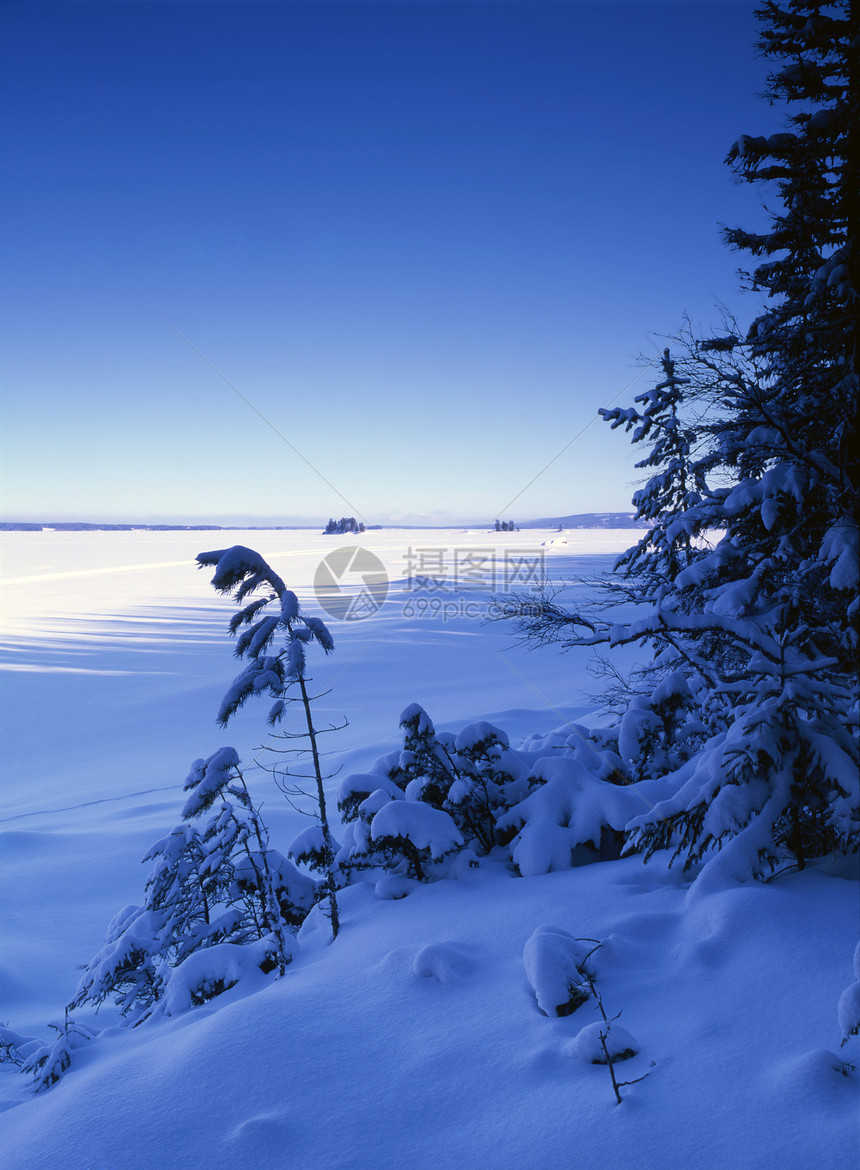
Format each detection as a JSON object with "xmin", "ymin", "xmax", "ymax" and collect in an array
[
  {"xmin": 411, "ymin": 942, "xmax": 476, "ymax": 984},
  {"xmin": 375, "ymin": 874, "xmax": 416, "ymax": 900}
]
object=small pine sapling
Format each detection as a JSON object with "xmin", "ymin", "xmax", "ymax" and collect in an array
[
  {"xmin": 22, "ymin": 1010, "xmax": 96, "ymax": 1094},
  {"xmin": 72, "ymin": 748, "xmax": 316, "ymax": 1022},
  {"xmin": 181, "ymin": 747, "xmax": 297, "ymax": 974},
  {"xmin": 448, "ymin": 721, "xmax": 528, "ymax": 852},
  {"xmin": 368, "ymin": 799, "xmax": 465, "ymax": 880}
]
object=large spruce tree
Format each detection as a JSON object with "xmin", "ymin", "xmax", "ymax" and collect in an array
[
  {"xmin": 720, "ymin": 0, "xmax": 858, "ymax": 666},
  {"xmin": 502, "ymin": 0, "xmax": 858, "ymax": 887}
]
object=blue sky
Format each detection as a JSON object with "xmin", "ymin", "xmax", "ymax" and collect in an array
[{"xmin": 1, "ymin": 1, "xmax": 772, "ymax": 526}]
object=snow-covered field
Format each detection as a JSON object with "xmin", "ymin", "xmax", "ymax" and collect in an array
[{"xmin": 1, "ymin": 529, "xmax": 857, "ymax": 1167}]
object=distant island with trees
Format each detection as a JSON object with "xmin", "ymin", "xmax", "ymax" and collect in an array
[{"xmin": 323, "ymin": 517, "xmax": 366, "ymax": 535}]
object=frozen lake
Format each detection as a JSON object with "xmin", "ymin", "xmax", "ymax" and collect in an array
[{"xmin": 1, "ymin": 526, "xmax": 640, "ymax": 1029}]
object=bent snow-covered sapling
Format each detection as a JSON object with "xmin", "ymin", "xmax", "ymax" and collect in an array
[{"xmin": 196, "ymin": 545, "xmax": 341, "ymax": 939}]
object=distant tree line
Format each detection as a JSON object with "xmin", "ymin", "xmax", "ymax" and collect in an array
[{"xmin": 0, "ymin": 523, "xmax": 227, "ymax": 532}]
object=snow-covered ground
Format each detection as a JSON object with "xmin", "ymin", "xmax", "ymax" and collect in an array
[{"xmin": 1, "ymin": 529, "xmax": 857, "ymax": 1167}]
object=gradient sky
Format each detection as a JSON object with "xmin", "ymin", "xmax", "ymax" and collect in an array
[{"xmin": 1, "ymin": 0, "xmax": 774, "ymax": 526}]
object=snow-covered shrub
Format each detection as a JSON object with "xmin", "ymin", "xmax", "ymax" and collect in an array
[
  {"xmin": 160, "ymin": 938, "xmax": 283, "ymax": 1017},
  {"xmin": 179, "ymin": 748, "xmax": 299, "ymax": 971},
  {"xmin": 336, "ymin": 704, "xmax": 531, "ymax": 883},
  {"xmin": 561, "ymin": 937, "xmax": 650, "ymax": 1104},
  {"xmin": 335, "ymin": 780, "xmax": 406, "ymax": 876},
  {"xmin": 369, "ymin": 800, "xmax": 464, "ymax": 880},
  {"xmin": 288, "ymin": 823, "xmax": 344, "ymax": 883},
  {"xmin": 71, "ymin": 905, "xmax": 167, "ymax": 1020},
  {"xmin": 233, "ymin": 848, "xmax": 317, "ymax": 931},
  {"xmin": 336, "ymin": 704, "xmax": 678, "ymax": 884},
  {"xmin": 448, "ymin": 720, "xmax": 531, "ymax": 850},
  {"xmin": 523, "ymin": 930, "xmax": 649, "ymax": 1104},
  {"xmin": 26, "ymin": 1034, "xmax": 71, "ymax": 1094},
  {"xmin": 499, "ymin": 757, "xmax": 674, "ymax": 877},
  {"xmin": 336, "ymin": 770, "xmax": 404, "ymax": 824},
  {"xmin": 395, "ymin": 705, "xmax": 530, "ymax": 848}
]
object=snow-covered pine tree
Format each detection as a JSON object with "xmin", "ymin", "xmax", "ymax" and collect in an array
[
  {"xmin": 393, "ymin": 705, "xmax": 527, "ymax": 855},
  {"xmin": 599, "ymin": 348, "xmax": 709, "ymax": 595},
  {"xmin": 335, "ymin": 705, "xmax": 466, "ymax": 881},
  {"xmin": 627, "ymin": 0, "xmax": 860, "ymax": 879},
  {"xmin": 22, "ymin": 1014, "xmax": 96, "ymax": 1094},
  {"xmin": 196, "ymin": 545, "xmax": 341, "ymax": 938},
  {"xmin": 719, "ymin": 0, "xmax": 858, "ymax": 671},
  {"xmin": 498, "ymin": 0, "xmax": 859, "ymax": 886}
]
